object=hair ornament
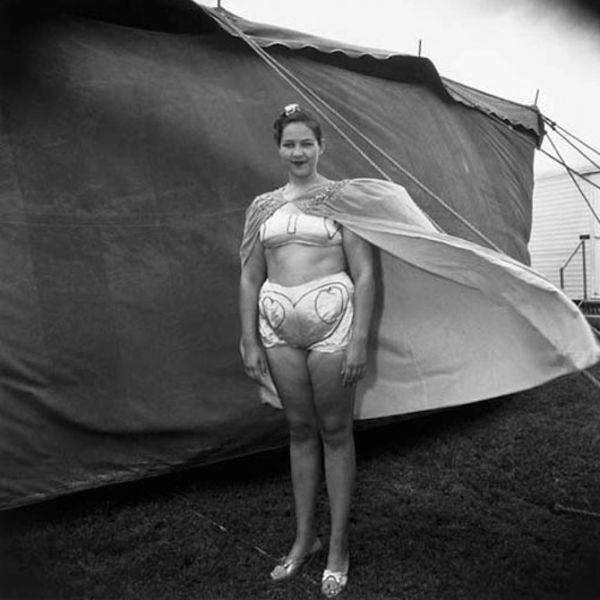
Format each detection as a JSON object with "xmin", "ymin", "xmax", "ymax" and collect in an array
[{"xmin": 283, "ymin": 103, "xmax": 301, "ymax": 116}]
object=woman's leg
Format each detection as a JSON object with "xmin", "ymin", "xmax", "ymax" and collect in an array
[
  {"xmin": 307, "ymin": 350, "xmax": 355, "ymax": 573},
  {"xmin": 266, "ymin": 346, "xmax": 322, "ymax": 559}
]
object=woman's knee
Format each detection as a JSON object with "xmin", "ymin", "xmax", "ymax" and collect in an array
[
  {"xmin": 288, "ymin": 420, "xmax": 319, "ymax": 444},
  {"xmin": 320, "ymin": 419, "xmax": 353, "ymax": 449}
]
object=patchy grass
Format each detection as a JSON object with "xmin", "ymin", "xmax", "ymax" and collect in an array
[{"xmin": 2, "ymin": 362, "xmax": 600, "ymax": 600}]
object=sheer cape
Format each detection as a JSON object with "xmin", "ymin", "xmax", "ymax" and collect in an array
[{"xmin": 241, "ymin": 178, "xmax": 600, "ymax": 419}]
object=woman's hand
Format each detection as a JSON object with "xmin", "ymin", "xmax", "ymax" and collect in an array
[
  {"xmin": 341, "ymin": 338, "xmax": 368, "ymax": 386},
  {"xmin": 240, "ymin": 338, "xmax": 268, "ymax": 382}
]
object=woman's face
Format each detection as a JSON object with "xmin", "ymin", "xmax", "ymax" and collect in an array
[{"xmin": 278, "ymin": 122, "xmax": 323, "ymax": 180}]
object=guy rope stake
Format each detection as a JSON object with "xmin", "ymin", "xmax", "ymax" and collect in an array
[{"xmin": 554, "ymin": 503, "xmax": 600, "ymax": 520}]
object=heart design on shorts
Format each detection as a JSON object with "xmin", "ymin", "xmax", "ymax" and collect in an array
[
  {"xmin": 315, "ymin": 286, "xmax": 345, "ymax": 324},
  {"xmin": 260, "ymin": 296, "xmax": 286, "ymax": 330}
]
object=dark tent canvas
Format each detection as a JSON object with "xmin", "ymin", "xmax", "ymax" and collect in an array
[{"xmin": 0, "ymin": 1, "xmax": 596, "ymax": 510}]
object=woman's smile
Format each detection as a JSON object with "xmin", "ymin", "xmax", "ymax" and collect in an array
[{"xmin": 290, "ymin": 159, "xmax": 309, "ymax": 170}]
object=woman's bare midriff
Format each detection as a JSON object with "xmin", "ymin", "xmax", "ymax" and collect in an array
[{"xmin": 265, "ymin": 243, "xmax": 346, "ymax": 286}]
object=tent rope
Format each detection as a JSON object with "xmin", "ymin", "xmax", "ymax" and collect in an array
[
  {"xmin": 542, "ymin": 116, "xmax": 600, "ymax": 159},
  {"xmin": 545, "ymin": 123, "xmax": 600, "ymax": 171},
  {"xmin": 545, "ymin": 132, "xmax": 600, "ymax": 227},
  {"xmin": 211, "ymin": 8, "xmax": 515, "ymax": 253},
  {"xmin": 537, "ymin": 146, "xmax": 600, "ymax": 189},
  {"xmin": 538, "ymin": 146, "xmax": 600, "ymax": 189}
]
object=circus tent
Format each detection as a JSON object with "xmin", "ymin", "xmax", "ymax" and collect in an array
[{"xmin": 0, "ymin": 0, "xmax": 596, "ymax": 510}]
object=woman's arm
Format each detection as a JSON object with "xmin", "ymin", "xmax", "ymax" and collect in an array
[
  {"xmin": 239, "ymin": 241, "xmax": 268, "ymax": 381},
  {"xmin": 342, "ymin": 228, "xmax": 375, "ymax": 386}
]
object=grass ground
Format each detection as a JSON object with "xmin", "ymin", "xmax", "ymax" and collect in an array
[{"xmin": 2, "ymin": 361, "xmax": 600, "ymax": 600}]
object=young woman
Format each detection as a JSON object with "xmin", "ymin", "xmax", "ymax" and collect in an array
[{"xmin": 239, "ymin": 104, "xmax": 375, "ymax": 597}]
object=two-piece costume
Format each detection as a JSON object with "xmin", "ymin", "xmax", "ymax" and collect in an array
[
  {"xmin": 241, "ymin": 178, "xmax": 600, "ymax": 418},
  {"xmin": 258, "ymin": 202, "xmax": 353, "ymax": 352}
]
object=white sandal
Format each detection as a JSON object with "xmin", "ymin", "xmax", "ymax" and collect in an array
[
  {"xmin": 321, "ymin": 559, "xmax": 349, "ymax": 597},
  {"xmin": 270, "ymin": 538, "xmax": 322, "ymax": 582}
]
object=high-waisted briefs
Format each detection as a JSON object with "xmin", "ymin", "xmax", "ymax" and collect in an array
[{"xmin": 258, "ymin": 271, "xmax": 354, "ymax": 353}]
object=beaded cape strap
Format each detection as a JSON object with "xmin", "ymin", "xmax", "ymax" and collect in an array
[
  {"xmin": 294, "ymin": 180, "xmax": 349, "ymax": 214},
  {"xmin": 249, "ymin": 179, "xmax": 349, "ymax": 223}
]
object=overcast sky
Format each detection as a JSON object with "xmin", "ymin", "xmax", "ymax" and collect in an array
[{"xmin": 217, "ymin": 0, "xmax": 600, "ymax": 179}]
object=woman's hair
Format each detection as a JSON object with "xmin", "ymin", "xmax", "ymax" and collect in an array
[{"xmin": 273, "ymin": 104, "xmax": 322, "ymax": 145}]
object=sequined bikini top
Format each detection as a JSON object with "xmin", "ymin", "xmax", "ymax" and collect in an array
[{"xmin": 259, "ymin": 204, "xmax": 342, "ymax": 249}]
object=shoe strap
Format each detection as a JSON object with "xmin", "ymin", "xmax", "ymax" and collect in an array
[{"xmin": 322, "ymin": 569, "xmax": 348, "ymax": 584}]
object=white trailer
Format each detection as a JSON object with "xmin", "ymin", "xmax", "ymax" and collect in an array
[{"xmin": 529, "ymin": 169, "xmax": 600, "ymax": 300}]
